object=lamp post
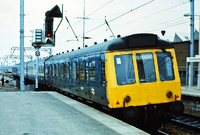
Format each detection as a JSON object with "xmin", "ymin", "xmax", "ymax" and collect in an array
[
  {"xmin": 20, "ymin": 0, "xmax": 25, "ymax": 92},
  {"xmin": 184, "ymin": 13, "xmax": 200, "ymax": 89},
  {"xmin": 197, "ymin": 15, "xmax": 200, "ymax": 89},
  {"xmin": 83, "ymin": 0, "xmax": 86, "ymax": 48}
]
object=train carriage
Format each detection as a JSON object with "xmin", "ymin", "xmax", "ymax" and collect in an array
[
  {"xmin": 44, "ymin": 33, "xmax": 183, "ymax": 126},
  {"xmin": 13, "ymin": 33, "xmax": 184, "ymax": 128}
]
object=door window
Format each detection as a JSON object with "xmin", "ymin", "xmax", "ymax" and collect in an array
[
  {"xmin": 80, "ymin": 62, "xmax": 85, "ymax": 80},
  {"xmin": 89, "ymin": 60, "xmax": 96, "ymax": 81}
]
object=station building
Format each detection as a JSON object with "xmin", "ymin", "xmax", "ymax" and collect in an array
[{"xmin": 171, "ymin": 30, "xmax": 199, "ymax": 85}]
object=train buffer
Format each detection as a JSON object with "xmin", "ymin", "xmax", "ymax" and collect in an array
[{"xmin": 0, "ymin": 91, "xmax": 149, "ymax": 135}]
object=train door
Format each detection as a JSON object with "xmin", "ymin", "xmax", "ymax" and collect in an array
[
  {"xmin": 44, "ymin": 64, "xmax": 48, "ymax": 85},
  {"xmin": 54, "ymin": 63, "xmax": 58, "ymax": 87},
  {"xmin": 69, "ymin": 58, "xmax": 79, "ymax": 95},
  {"xmin": 99, "ymin": 54, "xmax": 108, "ymax": 106},
  {"xmin": 52, "ymin": 63, "xmax": 57, "ymax": 87},
  {"xmin": 65, "ymin": 61, "xmax": 70, "ymax": 91},
  {"xmin": 57, "ymin": 63, "xmax": 62, "ymax": 89},
  {"xmin": 79, "ymin": 57, "xmax": 87, "ymax": 98},
  {"xmin": 61, "ymin": 63, "xmax": 65, "ymax": 89},
  {"xmin": 50, "ymin": 64, "xmax": 53, "ymax": 86},
  {"xmin": 47, "ymin": 64, "xmax": 51, "ymax": 86},
  {"xmin": 86, "ymin": 55, "xmax": 101, "ymax": 101}
]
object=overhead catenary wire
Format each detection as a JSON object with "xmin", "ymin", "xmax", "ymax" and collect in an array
[
  {"xmin": 57, "ymin": 0, "xmax": 154, "ymax": 46},
  {"xmin": 72, "ymin": 0, "xmax": 114, "ymax": 26},
  {"xmin": 56, "ymin": 0, "xmax": 193, "ymax": 47},
  {"xmin": 109, "ymin": 0, "xmax": 154, "ymax": 23},
  {"xmin": 141, "ymin": 11, "xmax": 200, "ymax": 33},
  {"xmin": 138, "ymin": 17, "xmax": 188, "ymax": 32},
  {"xmin": 59, "ymin": 0, "xmax": 154, "ymax": 40},
  {"xmin": 57, "ymin": 0, "xmax": 114, "ymax": 36},
  {"xmin": 112, "ymin": 0, "xmax": 190, "ymax": 30},
  {"xmin": 80, "ymin": 0, "xmax": 154, "ymax": 36},
  {"xmin": 83, "ymin": 0, "xmax": 191, "ymax": 39},
  {"xmin": 147, "ymin": 17, "xmax": 199, "ymax": 33}
]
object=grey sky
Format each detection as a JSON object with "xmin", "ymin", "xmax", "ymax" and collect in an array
[{"xmin": 0, "ymin": 0, "xmax": 200, "ymax": 64}]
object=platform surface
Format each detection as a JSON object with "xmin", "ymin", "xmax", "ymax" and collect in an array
[
  {"xmin": 0, "ymin": 91, "xmax": 149, "ymax": 135},
  {"xmin": 181, "ymin": 86, "xmax": 200, "ymax": 98}
]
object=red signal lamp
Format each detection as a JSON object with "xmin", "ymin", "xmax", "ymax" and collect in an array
[{"xmin": 47, "ymin": 33, "xmax": 51, "ymax": 37}]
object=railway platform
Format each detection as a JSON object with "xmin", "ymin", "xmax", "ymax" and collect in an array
[
  {"xmin": 0, "ymin": 91, "xmax": 149, "ymax": 135},
  {"xmin": 181, "ymin": 86, "xmax": 200, "ymax": 98}
]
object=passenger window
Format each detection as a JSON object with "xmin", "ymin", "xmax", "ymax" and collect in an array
[
  {"xmin": 76, "ymin": 63, "xmax": 79, "ymax": 79},
  {"xmin": 60, "ymin": 63, "xmax": 63, "ymax": 77},
  {"xmin": 114, "ymin": 54, "xmax": 135, "ymax": 85},
  {"xmin": 46, "ymin": 65, "xmax": 49, "ymax": 75},
  {"xmin": 56, "ymin": 64, "xmax": 59, "ymax": 77},
  {"xmin": 53, "ymin": 64, "xmax": 56, "ymax": 76},
  {"xmin": 66, "ymin": 63, "xmax": 69, "ymax": 78},
  {"xmin": 38, "ymin": 66, "xmax": 40, "ymax": 73},
  {"xmin": 80, "ymin": 62, "xmax": 85, "ymax": 80},
  {"xmin": 101, "ymin": 62, "xmax": 106, "ymax": 81},
  {"xmin": 50, "ymin": 65, "xmax": 53, "ymax": 76},
  {"xmin": 63, "ymin": 64, "xmax": 66, "ymax": 77},
  {"xmin": 60, "ymin": 64, "xmax": 63, "ymax": 77},
  {"xmin": 136, "ymin": 53, "xmax": 156, "ymax": 83},
  {"xmin": 69, "ymin": 64, "xmax": 72, "ymax": 79},
  {"xmin": 58, "ymin": 64, "xmax": 60, "ymax": 77},
  {"xmin": 86, "ymin": 63, "xmax": 89, "ymax": 80},
  {"xmin": 89, "ymin": 60, "xmax": 96, "ymax": 81},
  {"xmin": 156, "ymin": 52, "xmax": 175, "ymax": 81},
  {"xmin": 71, "ymin": 63, "xmax": 76, "ymax": 79},
  {"xmin": 48, "ymin": 65, "xmax": 50, "ymax": 76}
]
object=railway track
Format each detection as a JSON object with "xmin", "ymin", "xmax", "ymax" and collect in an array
[
  {"xmin": 171, "ymin": 112, "xmax": 200, "ymax": 133},
  {"xmin": 157, "ymin": 130, "xmax": 169, "ymax": 135}
]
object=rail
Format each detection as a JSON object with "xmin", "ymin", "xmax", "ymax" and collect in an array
[{"xmin": 171, "ymin": 112, "xmax": 200, "ymax": 133}]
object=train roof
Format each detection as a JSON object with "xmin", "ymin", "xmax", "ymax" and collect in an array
[{"xmin": 47, "ymin": 33, "xmax": 173, "ymax": 62}]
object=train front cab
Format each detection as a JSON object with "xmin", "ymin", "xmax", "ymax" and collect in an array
[{"xmin": 105, "ymin": 48, "xmax": 184, "ymax": 123}]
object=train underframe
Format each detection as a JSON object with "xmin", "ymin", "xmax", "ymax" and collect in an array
[{"xmin": 113, "ymin": 101, "xmax": 184, "ymax": 131}]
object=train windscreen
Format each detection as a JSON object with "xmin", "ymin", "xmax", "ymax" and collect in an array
[
  {"xmin": 136, "ymin": 53, "xmax": 156, "ymax": 83},
  {"xmin": 156, "ymin": 52, "xmax": 175, "ymax": 81},
  {"xmin": 114, "ymin": 54, "xmax": 135, "ymax": 85}
]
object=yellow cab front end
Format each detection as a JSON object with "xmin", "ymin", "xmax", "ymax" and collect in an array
[{"xmin": 105, "ymin": 48, "xmax": 183, "ymax": 112}]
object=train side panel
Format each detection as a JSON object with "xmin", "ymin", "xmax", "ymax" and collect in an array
[
  {"xmin": 44, "ymin": 53, "xmax": 108, "ymax": 106},
  {"xmin": 38, "ymin": 59, "xmax": 45, "ymax": 85}
]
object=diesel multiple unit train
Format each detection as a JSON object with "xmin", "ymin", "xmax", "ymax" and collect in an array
[{"xmin": 12, "ymin": 33, "xmax": 184, "ymax": 128}]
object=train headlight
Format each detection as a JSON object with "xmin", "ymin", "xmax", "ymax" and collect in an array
[
  {"xmin": 124, "ymin": 96, "xmax": 131, "ymax": 103},
  {"xmin": 167, "ymin": 91, "xmax": 173, "ymax": 98}
]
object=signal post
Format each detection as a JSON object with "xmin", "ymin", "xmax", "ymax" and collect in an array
[{"xmin": 32, "ymin": 5, "xmax": 62, "ymax": 90}]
